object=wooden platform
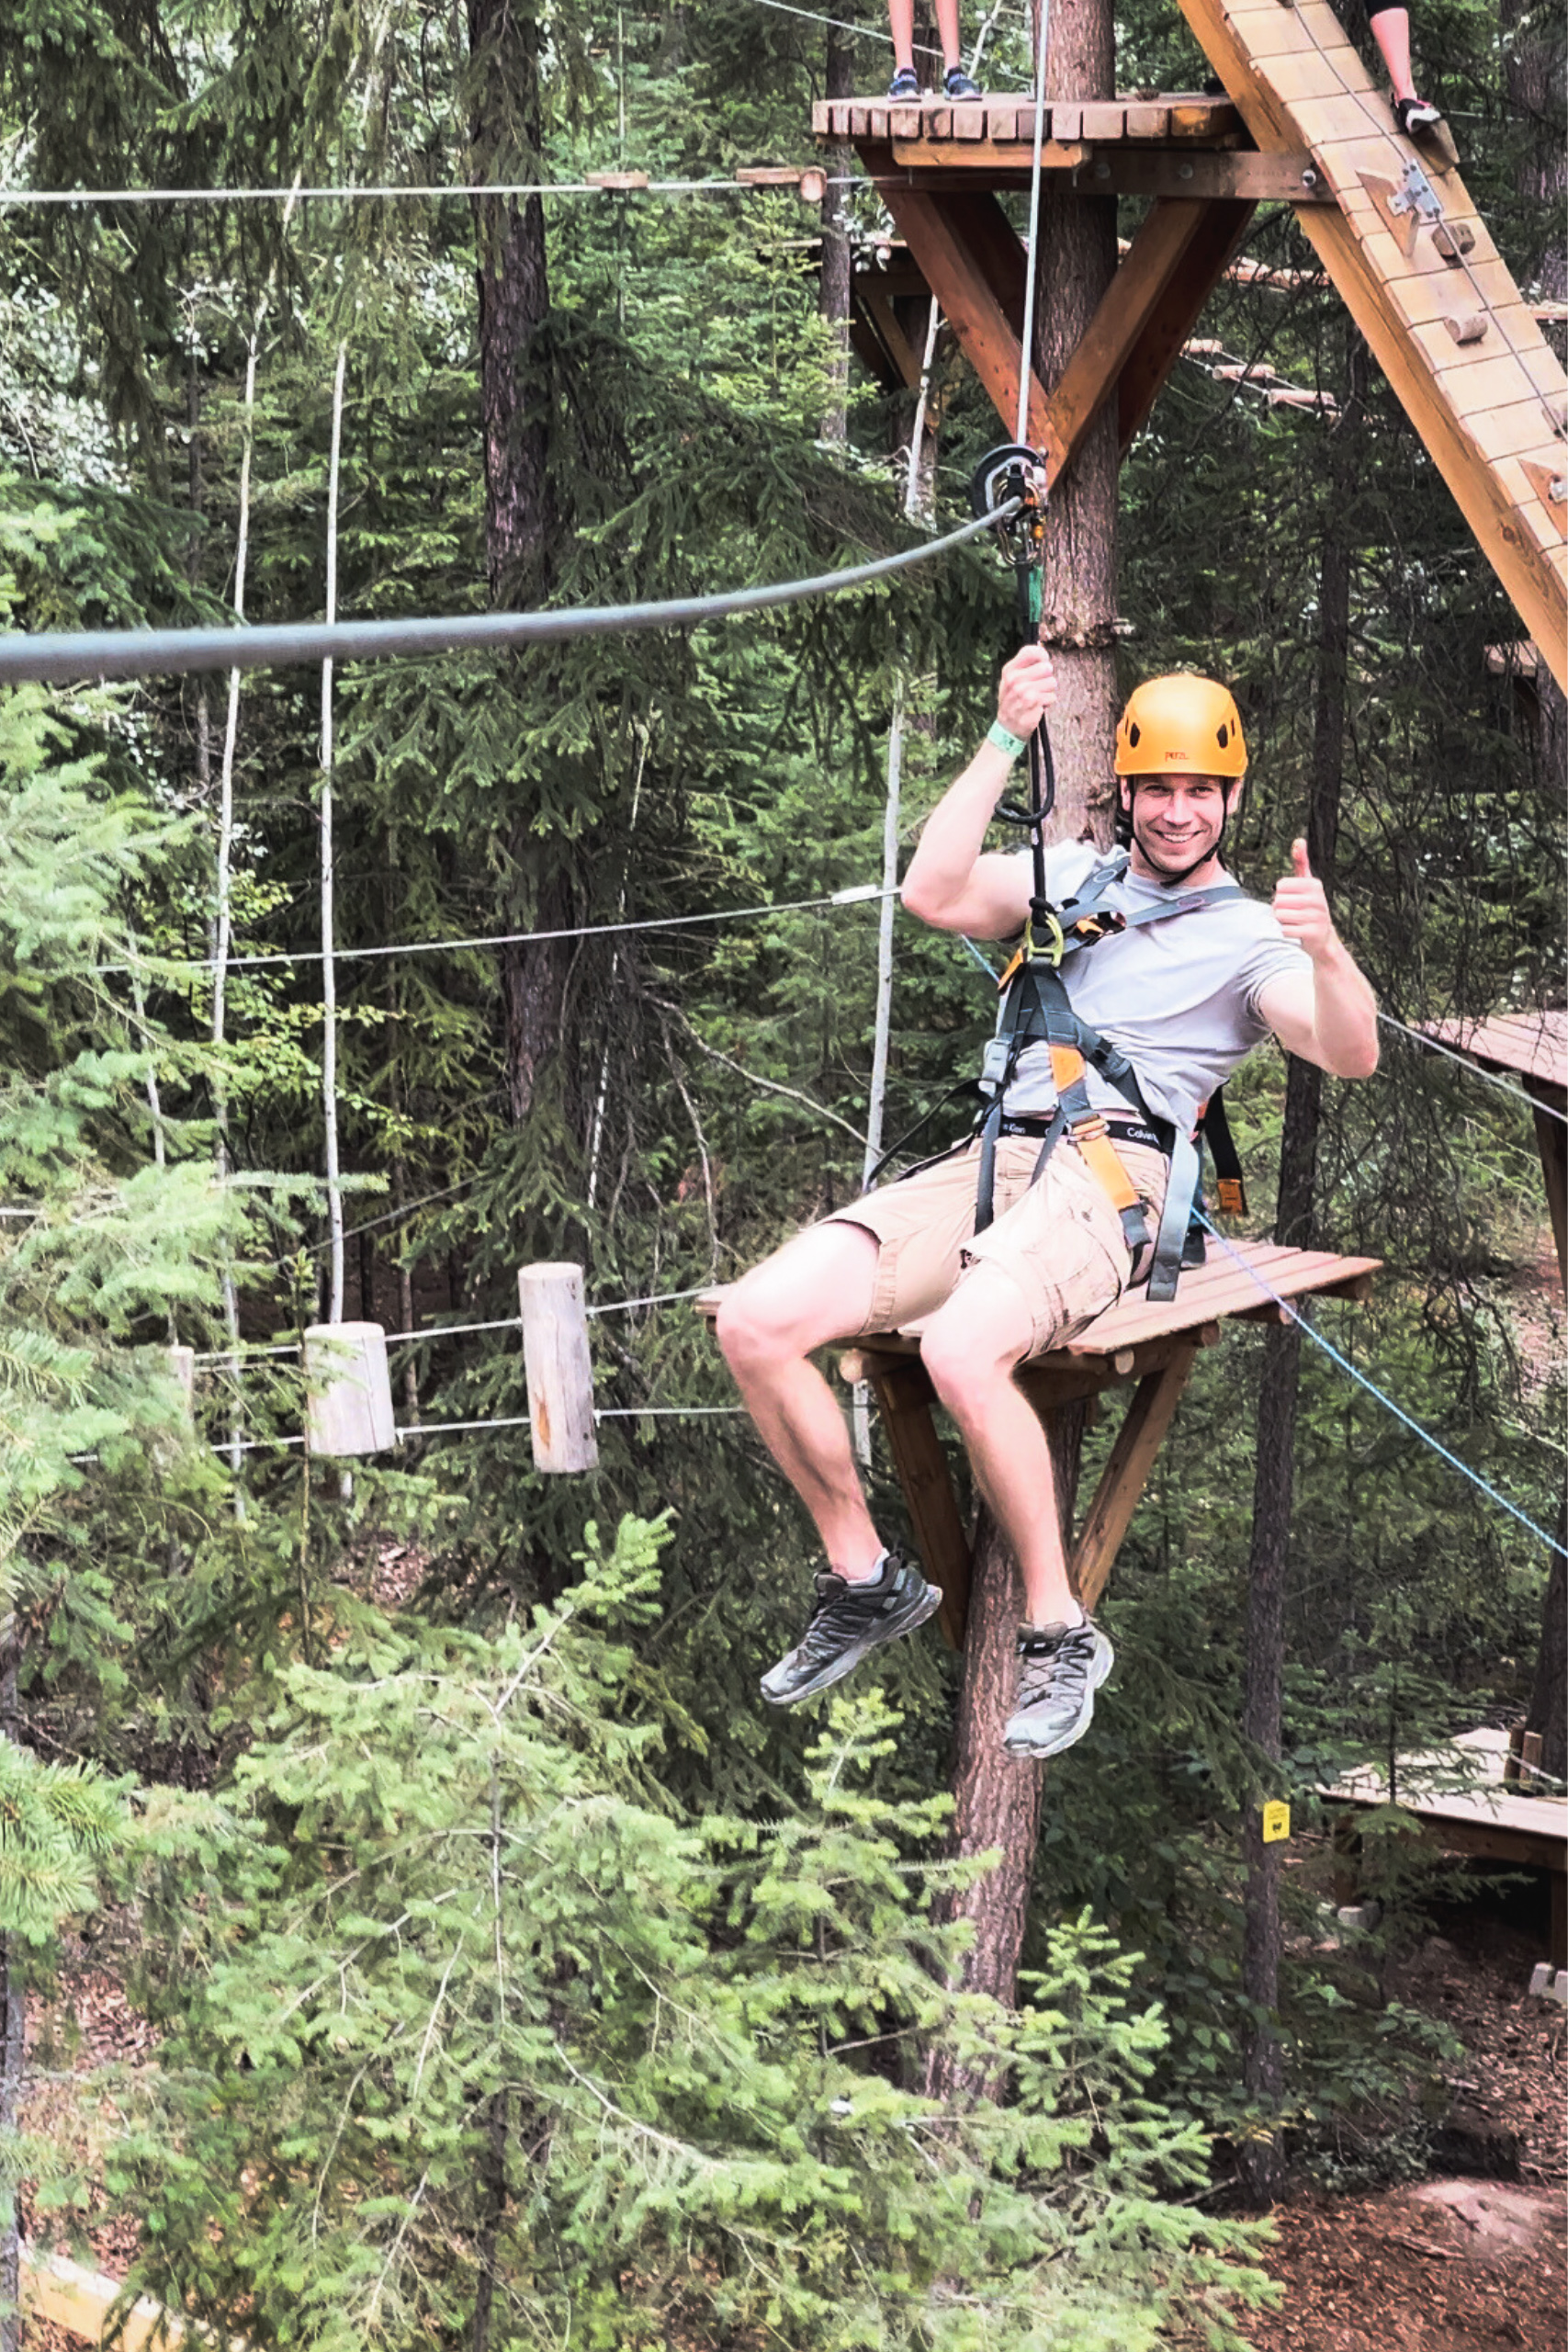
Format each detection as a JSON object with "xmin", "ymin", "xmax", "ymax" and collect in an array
[
  {"xmin": 816, "ymin": 28, "xmax": 1568, "ymax": 689},
  {"xmin": 1416, "ymin": 1007, "xmax": 1566, "ymax": 1286},
  {"xmin": 699, "ymin": 1237, "xmax": 1379, "ymax": 1647},
  {"xmin": 1320, "ymin": 1725, "xmax": 1567, "ymax": 1962}
]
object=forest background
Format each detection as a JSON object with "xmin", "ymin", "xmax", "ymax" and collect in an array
[{"xmin": 0, "ymin": 0, "xmax": 1563, "ymax": 2337}]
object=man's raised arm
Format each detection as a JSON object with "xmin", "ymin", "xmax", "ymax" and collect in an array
[
  {"xmin": 900, "ymin": 646, "xmax": 1055, "ymax": 939},
  {"xmin": 1256, "ymin": 839, "xmax": 1380, "ymax": 1080}
]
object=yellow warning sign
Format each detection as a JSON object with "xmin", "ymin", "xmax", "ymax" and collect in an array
[{"xmin": 1261, "ymin": 1801, "xmax": 1291, "ymax": 1844}]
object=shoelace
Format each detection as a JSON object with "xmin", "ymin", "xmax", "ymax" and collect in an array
[
  {"xmin": 796, "ymin": 1569, "xmax": 893, "ymax": 1662},
  {"xmin": 1017, "ymin": 1623, "xmax": 1096, "ymax": 1709}
]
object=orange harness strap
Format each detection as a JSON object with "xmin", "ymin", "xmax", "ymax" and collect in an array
[{"xmin": 1045, "ymin": 1043, "xmax": 1145, "ymax": 1218}]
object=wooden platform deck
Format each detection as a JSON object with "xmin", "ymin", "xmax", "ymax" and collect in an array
[
  {"xmin": 1416, "ymin": 1007, "xmax": 1566, "ymax": 1284},
  {"xmin": 699, "ymin": 1237, "xmax": 1380, "ymax": 1646},
  {"xmin": 1320, "ymin": 1726, "xmax": 1567, "ymax": 1961},
  {"xmin": 816, "ymin": 20, "xmax": 1568, "ymax": 686}
]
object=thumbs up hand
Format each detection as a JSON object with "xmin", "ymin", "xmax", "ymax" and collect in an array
[{"xmin": 1271, "ymin": 837, "xmax": 1336, "ymax": 961}]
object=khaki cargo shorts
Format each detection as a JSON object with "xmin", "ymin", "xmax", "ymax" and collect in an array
[{"xmin": 822, "ymin": 1131, "xmax": 1169, "ymax": 1358}]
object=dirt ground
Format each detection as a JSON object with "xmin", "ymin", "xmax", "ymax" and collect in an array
[
  {"xmin": 1241, "ymin": 1901, "xmax": 1568, "ymax": 2352},
  {"xmin": 18, "ymin": 1894, "xmax": 1568, "ymax": 2346}
]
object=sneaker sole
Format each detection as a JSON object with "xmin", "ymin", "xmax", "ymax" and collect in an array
[
  {"xmin": 759, "ymin": 1582, "xmax": 943, "ymax": 1709},
  {"xmin": 1002, "ymin": 1636, "xmax": 1114, "ymax": 1760}
]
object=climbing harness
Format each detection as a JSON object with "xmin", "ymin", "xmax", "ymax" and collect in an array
[
  {"xmin": 964, "ymin": 452, "xmax": 1251, "ymax": 1301},
  {"xmin": 972, "ymin": 846, "xmax": 1251, "ymax": 1302}
]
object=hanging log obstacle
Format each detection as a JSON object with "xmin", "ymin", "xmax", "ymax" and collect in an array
[
  {"xmin": 816, "ymin": 36, "xmax": 1568, "ymax": 688},
  {"xmin": 303, "ymin": 1321, "xmax": 397, "ymax": 1455},
  {"xmin": 697, "ymin": 1238, "xmax": 1379, "ymax": 1648},
  {"xmin": 519, "ymin": 1262, "xmax": 599, "ymax": 1473}
]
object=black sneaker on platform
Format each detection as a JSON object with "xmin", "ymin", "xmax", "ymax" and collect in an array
[
  {"xmin": 886, "ymin": 64, "xmax": 919, "ymax": 100},
  {"xmin": 1393, "ymin": 95, "xmax": 1443, "ymax": 135},
  {"xmin": 760, "ymin": 1549, "xmax": 942, "ymax": 1707},
  {"xmin": 944, "ymin": 67, "xmax": 982, "ymax": 98},
  {"xmin": 1002, "ymin": 1618, "xmax": 1115, "ymax": 1760}
]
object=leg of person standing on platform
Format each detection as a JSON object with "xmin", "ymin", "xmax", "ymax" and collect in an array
[
  {"xmin": 1366, "ymin": 0, "xmax": 1443, "ymax": 132},
  {"xmin": 886, "ymin": 0, "xmax": 980, "ymax": 101}
]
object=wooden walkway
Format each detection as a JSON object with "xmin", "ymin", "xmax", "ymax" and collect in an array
[
  {"xmin": 816, "ymin": 12, "xmax": 1568, "ymax": 685},
  {"xmin": 1320, "ymin": 1726, "xmax": 1567, "ymax": 1962},
  {"xmin": 700, "ymin": 1237, "xmax": 1379, "ymax": 1647}
]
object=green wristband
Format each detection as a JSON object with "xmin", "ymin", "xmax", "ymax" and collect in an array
[{"xmin": 987, "ymin": 719, "xmax": 1028, "ymax": 759}]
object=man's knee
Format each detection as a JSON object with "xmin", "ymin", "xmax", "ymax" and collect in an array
[
  {"xmin": 716, "ymin": 1225, "xmax": 876, "ymax": 1370},
  {"xmin": 919, "ymin": 1281, "xmax": 1030, "ymax": 1422}
]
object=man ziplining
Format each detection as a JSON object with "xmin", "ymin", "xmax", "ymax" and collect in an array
[{"xmin": 717, "ymin": 655, "xmax": 1381, "ymax": 1761}]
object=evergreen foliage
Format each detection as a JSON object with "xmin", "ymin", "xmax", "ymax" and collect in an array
[
  {"xmin": 0, "ymin": 0, "xmax": 1559, "ymax": 2312},
  {"xmin": 118, "ymin": 1524, "xmax": 1269, "ymax": 2346}
]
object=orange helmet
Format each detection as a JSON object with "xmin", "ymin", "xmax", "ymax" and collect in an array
[{"xmin": 1115, "ymin": 673, "xmax": 1247, "ymax": 780}]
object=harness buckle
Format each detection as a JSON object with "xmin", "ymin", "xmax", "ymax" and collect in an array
[{"xmin": 1022, "ymin": 908, "xmax": 1066, "ymax": 967}]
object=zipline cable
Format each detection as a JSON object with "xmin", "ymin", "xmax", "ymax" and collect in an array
[
  {"xmin": 103, "ymin": 882, "xmax": 894, "ymax": 979},
  {"xmin": 1192, "ymin": 1208, "xmax": 1566, "ymax": 1558},
  {"xmin": 1378, "ymin": 1011, "xmax": 1568, "ymax": 1126},
  {"xmin": 0, "ymin": 503, "xmax": 1018, "ymax": 687},
  {"xmin": 188, "ymin": 1283, "xmax": 714, "ymax": 1364},
  {"xmin": 1014, "ymin": 0, "xmax": 1051, "ymax": 450}
]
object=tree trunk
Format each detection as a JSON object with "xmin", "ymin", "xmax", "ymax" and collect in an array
[
  {"xmin": 925, "ymin": 1408, "xmax": 1089, "ymax": 2101},
  {"xmin": 1035, "ymin": 0, "xmax": 1119, "ymax": 839},
  {"xmin": 818, "ymin": 20, "xmax": 854, "ymax": 444},
  {"xmin": 467, "ymin": 0, "xmax": 575, "ymax": 1130},
  {"xmin": 922, "ymin": 0, "xmax": 1118, "ymax": 2103},
  {"xmin": 1235, "ymin": 335, "xmax": 1360, "ymax": 2206}
]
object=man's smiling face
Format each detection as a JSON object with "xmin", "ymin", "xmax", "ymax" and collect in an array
[{"xmin": 1121, "ymin": 774, "xmax": 1235, "ymax": 881}]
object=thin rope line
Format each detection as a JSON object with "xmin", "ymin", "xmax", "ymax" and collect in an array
[
  {"xmin": 0, "ymin": 172, "xmax": 823, "ymax": 209},
  {"xmin": 1192, "ymin": 1211, "xmax": 1566, "ymax": 1557},
  {"xmin": 193, "ymin": 1282, "xmax": 714, "ymax": 1363},
  {"xmin": 1014, "ymin": 0, "xmax": 1052, "ymax": 447},
  {"xmin": 104, "ymin": 883, "xmax": 892, "ymax": 980},
  {"xmin": 594, "ymin": 1405, "xmax": 747, "ymax": 1419},
  {"xmin": 0, "ymin": 503, "xmax": 1018, "ymax": 688},
  {"xmin": 1379, "ymin": 1012, "xmax": 1568, "ymax": 1126}
]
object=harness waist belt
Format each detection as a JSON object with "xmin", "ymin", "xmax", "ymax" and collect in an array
[{"xmin": 997, "ymin": 1113, "xmax": 1168, "ymax": 1154}]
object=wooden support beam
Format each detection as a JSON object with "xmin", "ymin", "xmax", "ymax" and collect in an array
[
  {"xmin": 1118, "ymin": 198, "xmax": 1256, "ymax": 448},
  {"xmin": 868, "ymin": 160, "xmax": 1059, "ymax": 467},
  {"xmin": 304, "ymin": 1323, "xmax": 396, "ymax": 1456},
  {"xmin": 1070, "ymin": 1349, "xmax": 1199, "ymax": 1611},
  {"xmin": 1073, "ymin": 147, "xmax": 1325, "ymax": 201},
  {"xmin": 859, "ymin": 1353, "xmax": 973, "ymax": 1648},
  {"xmin": 1525, "ymin": 1078, "xmax": 1568, "ymax": 1295},
  {"xmin": 1043, "ymin": 199, "xmax": 1213, "ymax": 479},
  {"xmin": 857, "ymin": 283, "xmax": 925, "ymax": 390}
]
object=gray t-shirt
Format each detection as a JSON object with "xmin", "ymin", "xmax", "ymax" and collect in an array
[{"xmin": 999, "ymin": 842, "xmax": 1312, "ymax": 1133}]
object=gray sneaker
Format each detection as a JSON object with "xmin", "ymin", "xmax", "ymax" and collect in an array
[
  {"xmin": 1002, "ymin": 1618, "xmax": 1114, "ymax": 1759},
  {"xmin": 760, "ymin": 1549, "xmax": 942, "ymax": 1707}
]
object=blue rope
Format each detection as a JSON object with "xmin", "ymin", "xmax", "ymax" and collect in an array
[
  {"xmin": 1193, "ymin": 1209, "xmax": 1566, "ymax": 1559},
  {"xmin": 958, "ymin": 934, "xmax": 998, "ymax": 979}
]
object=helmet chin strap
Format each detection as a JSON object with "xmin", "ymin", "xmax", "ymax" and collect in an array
[{"xmin": 1126, "ymin": 780, "xmax": 1235, "ymax": 888}]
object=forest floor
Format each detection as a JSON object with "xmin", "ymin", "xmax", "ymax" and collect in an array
[
  {"xmin": 18, "ymin": 1890, "xmax": 1565, "ymax": 2346},
  {"xmin": 1240, "ymin": 1900, "xmax": 1567, "ymax": 2352}
]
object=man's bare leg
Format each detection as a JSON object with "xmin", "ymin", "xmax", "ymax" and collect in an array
[
  {"xmin": 920, "ymin": 1265, "xmax": 1114, "ymax": 1759},
  {"xmin": 918, "ymin": 1265, "xmax": 1083, "ymax": 1625},
  {"xmin": 716, "ymin": 1221, "xmax": 886, "ymax": 1580}
]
